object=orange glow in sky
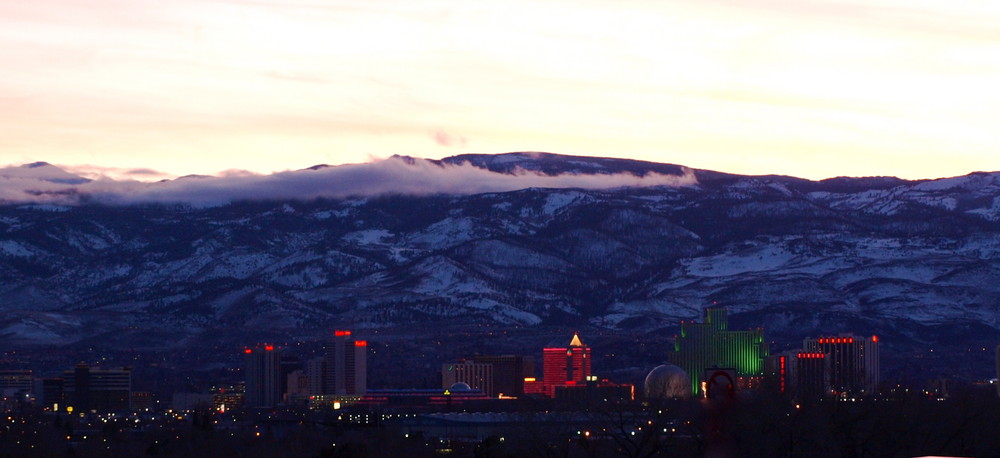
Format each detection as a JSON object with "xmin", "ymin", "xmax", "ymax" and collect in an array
[{"xmin": 2, "ymin": 0, "xmax": 999, "ymax": 180}]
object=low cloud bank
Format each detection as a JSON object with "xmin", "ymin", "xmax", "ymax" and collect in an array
[{"xmin": 1, "ymin": 156, "xmax": 697, "ymax": 206}]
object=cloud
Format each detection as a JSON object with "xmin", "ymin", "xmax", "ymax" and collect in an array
[
  {"xmin": 0, "ymin": 156, "xmax": 697, "ymax": 206},
  {"xmin": 59, "ymin": 165, "xmax": 176, "ymax": 182},
  {"xmin": 433, "ymin": 129, "xmax": 468, "ymax": 148}
]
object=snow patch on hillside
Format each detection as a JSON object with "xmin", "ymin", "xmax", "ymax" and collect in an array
[
  {"xmin": 343, "ymin": 229, "xmax": 393, "ymax": 245},
  {"xmin": 0, "ymin": 240, "xmax": 36, "ymax": 257},
  {"xmin": 683, "ymin": 245, "xmax": 797, "ymax": 277}
]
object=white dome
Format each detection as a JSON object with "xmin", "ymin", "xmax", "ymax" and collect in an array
[{"xmin": 644, "ymin": 364, "xmax": 692, "ymax": 400}]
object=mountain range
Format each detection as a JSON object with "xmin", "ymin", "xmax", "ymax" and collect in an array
[{"xmin": 2, "ymin": 153, "xmax": 998, "ymax": 381}]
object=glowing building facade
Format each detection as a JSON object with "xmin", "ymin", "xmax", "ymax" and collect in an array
[
  {"xmin": 670, "ymin": 308, "xmax": 769, "ymax": 395},
  {"xmin": 802, "ymin": 334, "xmax": 879, "ymax": 397},
  {"xmin": 324, "ymin": 330, "xmax": 368, "ymax": 396},
  {"xmin": 524, "ymin": 333, "xmax": 592, "ymax": 398}
]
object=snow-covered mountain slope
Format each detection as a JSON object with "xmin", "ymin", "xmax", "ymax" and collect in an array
[{"xmin": 0, "ymin": 153, "xmax": 998, "ymax": 378}]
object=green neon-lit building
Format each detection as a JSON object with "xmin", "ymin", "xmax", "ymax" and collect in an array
[{"xmin": 669, "ymin": 308, "xmax": 769, "ymax": 395}]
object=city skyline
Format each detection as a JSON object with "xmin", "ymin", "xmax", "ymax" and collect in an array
[{"xmin": 3, "ymin": 1, "xmax": 999, "ymax": 180}]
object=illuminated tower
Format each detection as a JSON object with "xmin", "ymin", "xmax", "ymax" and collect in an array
[
  {"xmin": 670, "ymin": 308, "xmax": 769, "ymax": 395},
  {"xmin": 525, "ymin": 333, "xmax": 593, "ymax": 398},
  {"xmin": 324, "ymin": 330, "xmax": 368, "ymax": 395},
  {"xmin": 544, "ymin": 333, "xmax": 591, "ymax": 384},
  {"xmin": 244, "ymin": 344, "xmax": 282, "ymax": 408},
  {"xmin": 802, "ymin": 334, "xmax": 879, "ymax": 397}
]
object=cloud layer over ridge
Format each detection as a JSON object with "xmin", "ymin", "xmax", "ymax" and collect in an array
[{"xmin": 0, "ymin": 156, "xmax": 697, "ymax": 206}]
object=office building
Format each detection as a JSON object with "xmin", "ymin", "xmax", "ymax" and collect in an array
[
  {"xmin": 279, "ymin": 356, "xmax": 303, "ymax": 399},
  {"xmin": 470, "ymin": 355, "xmax": 534, "ymax": 397},
  {"xmin": 324, "ymin": 330, "xmax": 367, "ymax": 395},
  {"xmin": 764, "ymin": 352, "xmax": 798, "ymax": 395},
  {"xmin": 0, "ymin": 370, "xmax": 33, "ymax": 396},
  {"xmin": 61, "ymin": 364, "xmax": 132, "ymax": 412},
  {"xmin": 42, "ymin": 378, "xmax": 64, "ymax": 410},
  {"xmin": 795, "ymin": 352, "xmax": 830, "ymax": 401},
  {"xmin": 442, "ymin": 361, "xmax": 493, "ymax": 396},
  {"xmin": 211, "ymin": 384, "xmax": 244, "ymax": 413},
  {"xmin": 670, "ymin": 308, "xmax": 769, "ymax": 395},
  {"xmin": 802, "ymin": 334, "xmax": 879, "ymax": 397},
  {"xmin": 244, "ymin": 344, "xmax": 282, "ymax": 409}
]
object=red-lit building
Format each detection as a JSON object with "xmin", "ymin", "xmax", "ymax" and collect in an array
[
  {"xmin": 524, "ymin": 333, "xmax": 592, "ymax": 398},
  {"xmin": 324, "ymin": 330, "xmax": 368, "ymax": 395},
  {"xmin": 802, "ymin": 334, "xmax": 879, "ymax": 397},
  {"xmin": 764, "ymin": 352, "xmax": 794, "ymax": 395}
]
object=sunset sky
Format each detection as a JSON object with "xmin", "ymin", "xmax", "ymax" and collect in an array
[{"xmin": 2, "ymin": 0, "xmax": 998, "ymax": 180}]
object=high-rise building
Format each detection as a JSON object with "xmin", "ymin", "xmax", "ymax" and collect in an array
[
  {"xmin": 61, "ymin": 364, "xmax": 132, "ymax": 412},
  {"xmin": 243, "ymin": 344, "xmax": 283, "ymax": 409},
  {"xmin": 442, "ymin": 361, "xmax": 493, "ymax": 396},
  {"xmin": 764, "ymin": 352, "xmax": 799, "ymax": 395},
  {"xmin": 0, "ymin": 370, "xmax": 33, "ymax": 396},
  {"xmin": 279, "ymin": 356, "xmax": 302, "ymax": 400},
  {"xmin": 42, "ymin": 378, "xmax": 64, "ymax": 411},
  {"xmin": 304, "ymin": 357, "xmax": 325, "ymax": 396},
  {"xmin": 795, "ymin": 352, "xmax": 830, "ymax": 401},
  {"xmin": 324, "ymin": 330, "xmax": 367, "ymax": 395},
  {"xmin": 670, "ymin": 308, "xmax": 769, "ymax": 395},
  {"xmin": 525, "ymin": 333, "xmax": 592, "ymax": 398},
  {"xmin": 802, "ymin": 334, "xmax": 879, "ymax": 397},
  {"xmin": 470, "ymin": 355, "xmax": 534, "ymax": 397}
]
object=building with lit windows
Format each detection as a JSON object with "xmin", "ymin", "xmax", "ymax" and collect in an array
[
  {"xmin": 524, "ymin": 333, "xmax": 592, "ymax": 398},
  {"xmin": 802, "ymin": 334, "xmax": 879, "ymax": 397},
  {"xmin": 243, "ymin": 344, "xmax": 282, "ymax": 409},
  {"xmin": 211, "ymin": 384, "xmax": 244, "ymax": 413},
  {"xmin": 442, "ymin": 361, "xmax": 493, "ymax": 396},
  {"xmin": 324, "ymin": 330, "xmax": 368, "ymax": 395},
  {"xmin": 669, "ymin": 308, "xmax": 769, "ymax": 395},
  {"xmin": 442, "ymin": 355, "xmax": 535, "ymax": 397},
  {"xmin": 0, "ymin": 370, "xmax": 33, "ymax": 397},
  {"xmin": 764, "ymin": 352, "xmax": 795, "ymax": 395}
]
